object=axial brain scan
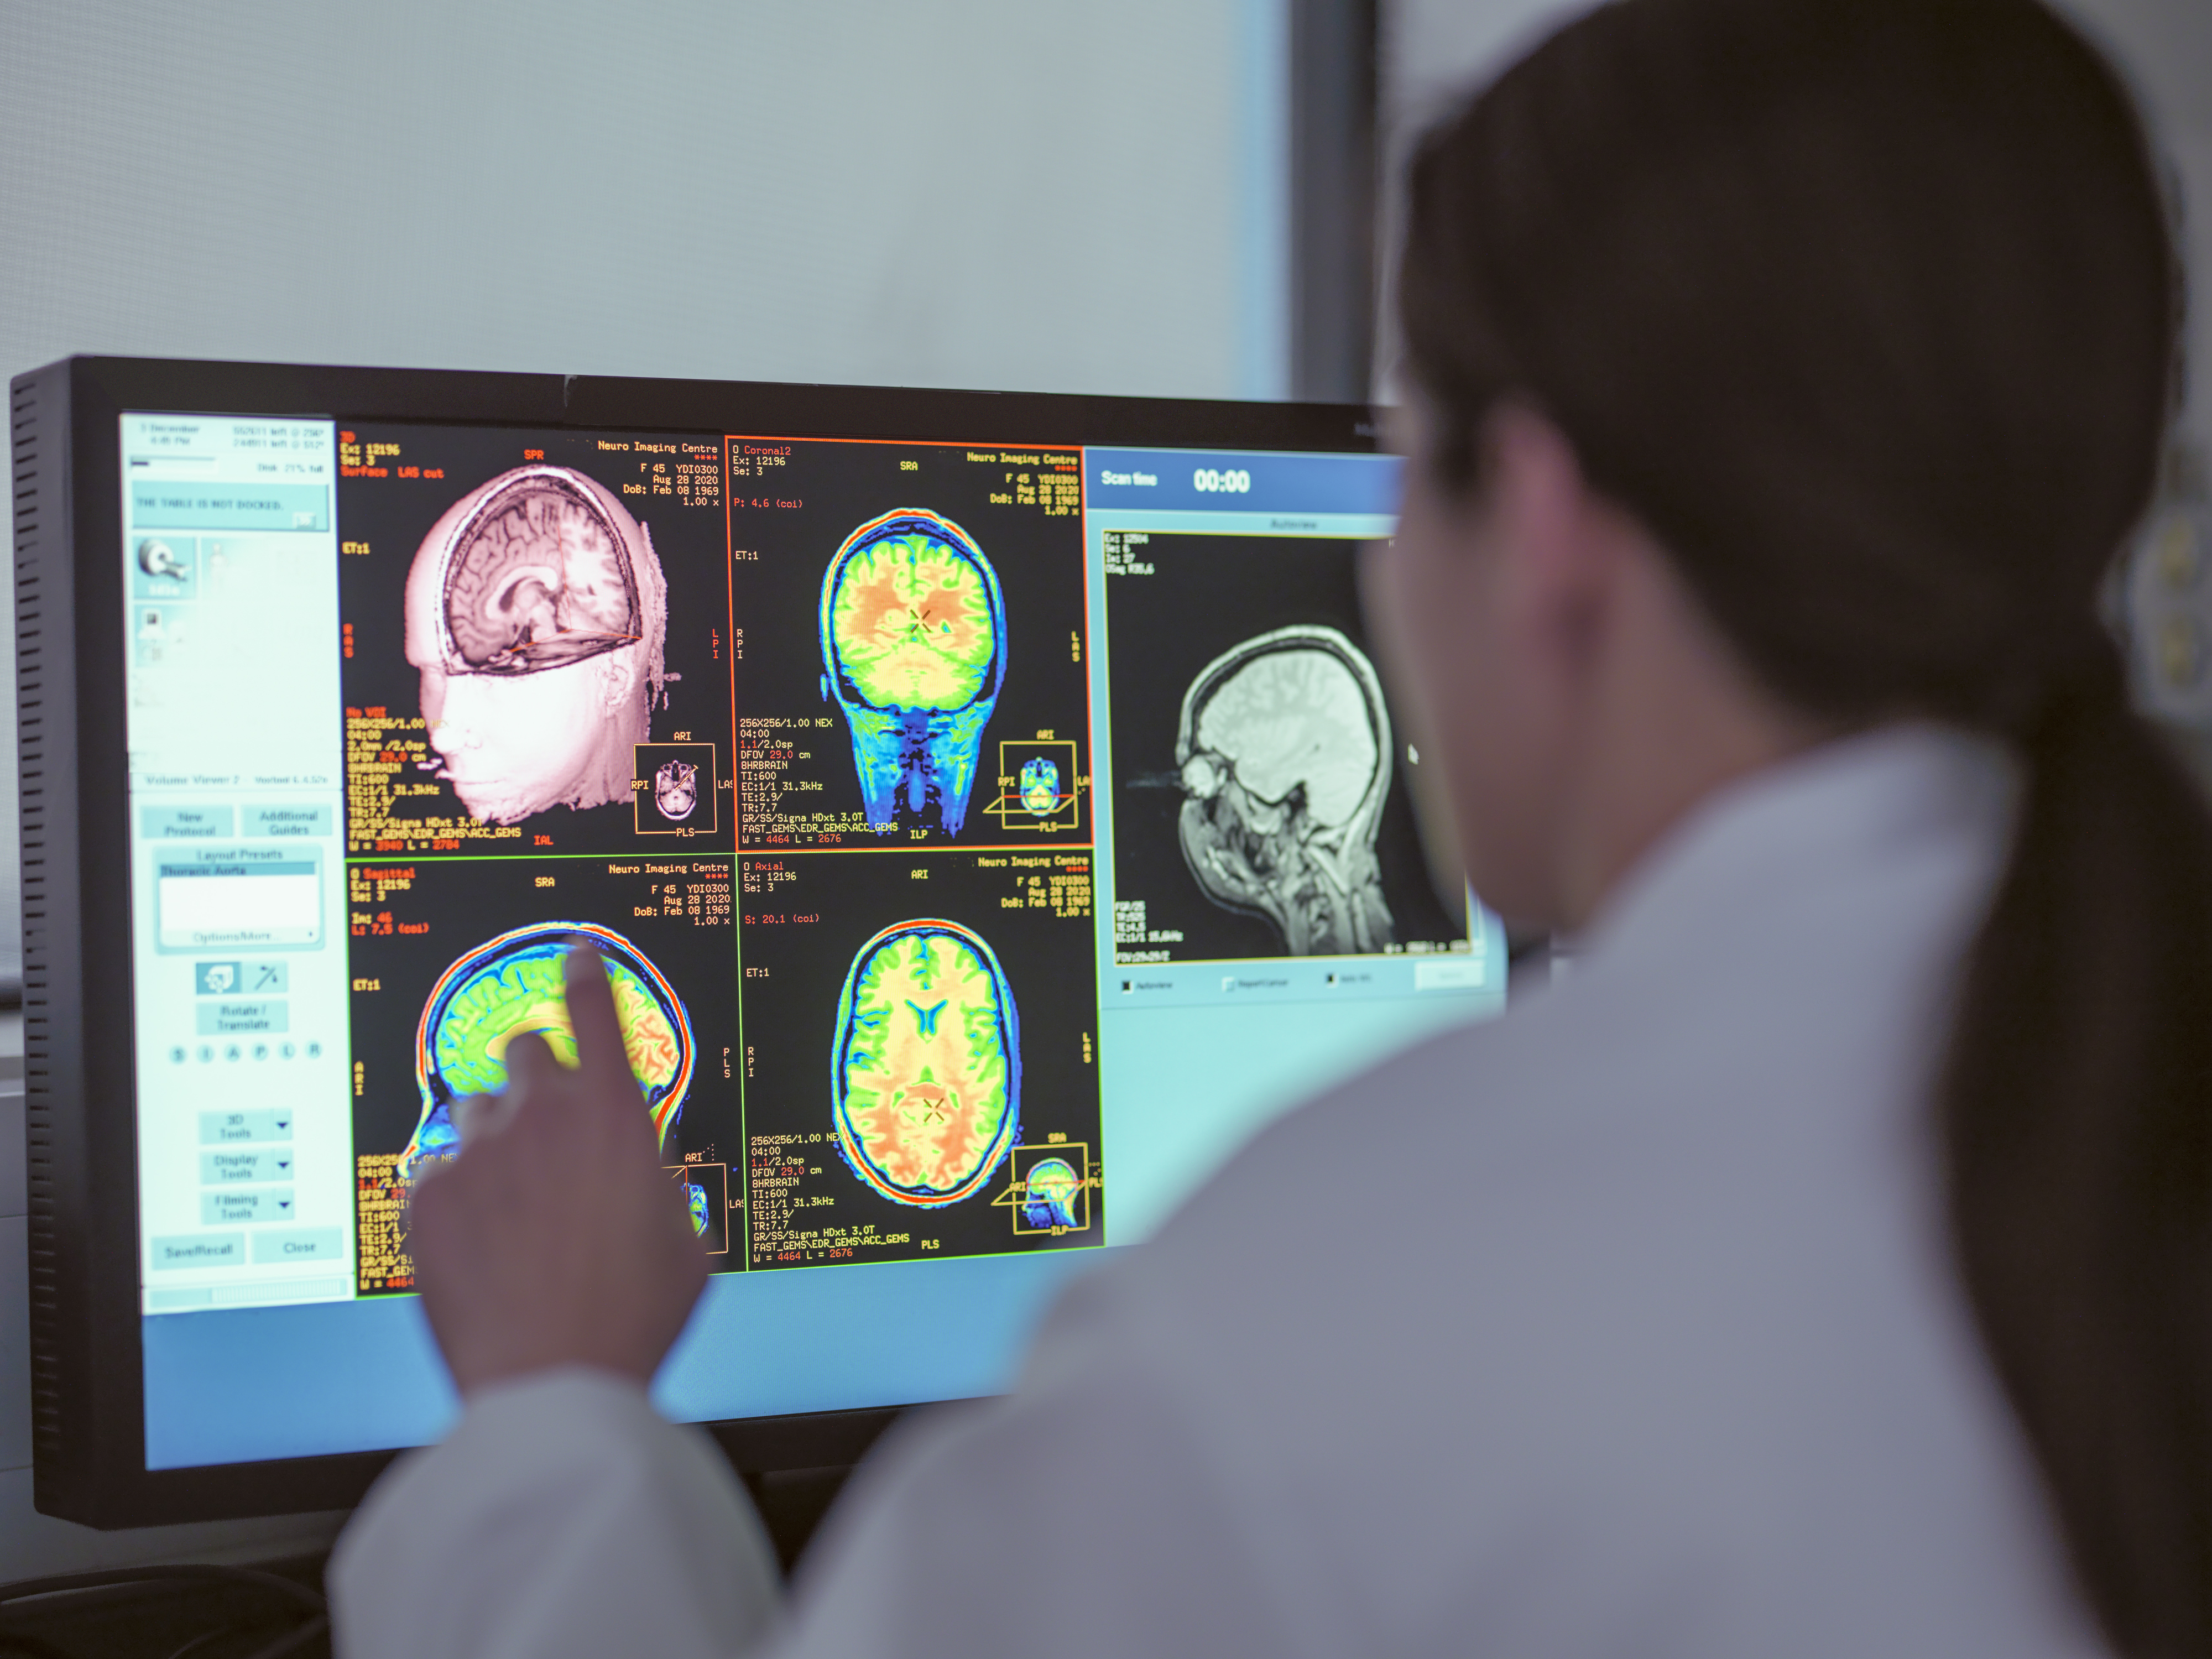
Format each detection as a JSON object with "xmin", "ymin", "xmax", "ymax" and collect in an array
[
  {"xmin": 820, "ymin": 510, "xmax": 1005, "ymax": 836},
  {"xmin": 832, "ymin": 919, "xmax": 1020, "ymax": 1207},
  {"xmin": 1176, "ymin": 625, "xmax": 1397, "ymax": 956},
  {"xmin": 405, "ymin": 466, "xmax": 668, "ymax": 825},
  {"xmin": 397, "ymin": 922, "xmax": 693, "ymax": 1182},
  {"xmin": 1019, "ymin": 757, "xmax": 1061, "ymax": 818}
]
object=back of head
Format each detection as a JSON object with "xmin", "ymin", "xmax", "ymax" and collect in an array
[{"xmin": 1399, "ymin": 2, "xmax": 2210, "ymax": 1651}]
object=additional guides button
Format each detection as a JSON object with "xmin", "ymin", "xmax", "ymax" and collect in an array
[
  {"xmin": 198, "ymin": 1108, "xmax": 294, "ymax": 1144},
  {"xmin": 197, "ymin": 1147, "xmax": 295, "ymax": 1184},
  {"xmin": 199, "ymin": 1188, "xmax": 294, "ymax": 1225},
  {"xmin": 142, "ymin": 805, "xmax": 234, "ymax": 839},
  {"xmin": 242, "ymin": 804, "xmax": 332, "ymax": 839},
  {"xmin": 151, "ymin": 1233, "xmax": 245, "ymax": 1270},
  {"xmin": 249, "ymin": 1228, "xmax": 344, "ymax": 1266}
]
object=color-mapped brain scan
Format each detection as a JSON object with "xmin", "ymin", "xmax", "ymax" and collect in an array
[
  {"xmin": 1022, "ymin": 1156, "xmax": 1081, "ymax": 1230},
  {"xmin": 820, "ymin": 510, "xmax": 1006, "ymax": 836},
  {"xmin": 397, "ymin": 922, "xmax": 694, "ymax": 1182},
  {"xmin": 832, "ymin": 919, "xmax": 1020, "ymax": 1206},
  {"xmin": 1019, "ymin": 757, "xmax": 1062, "ymax": 818}
]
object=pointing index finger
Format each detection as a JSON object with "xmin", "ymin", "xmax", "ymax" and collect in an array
[{"xmin": 564, "ymin": 939, "xmax": 640, "ymax": 1098}]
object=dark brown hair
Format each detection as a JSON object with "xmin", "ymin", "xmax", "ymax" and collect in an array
[{"xmin": 1399, "ymin": 0, "xmax": 2204, "ymax": 1648}]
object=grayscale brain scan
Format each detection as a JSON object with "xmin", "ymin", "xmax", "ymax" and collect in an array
[
  {"xmin": 404, "ymin": 465, "xmax": 669, "ymax": 825},
  {"xmin": 1175, "ymin": 625, "xmax": 1396, "ymax": 956}
]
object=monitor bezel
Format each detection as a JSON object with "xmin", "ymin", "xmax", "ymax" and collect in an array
[{"xmin": 14, "ymin": 353, "xmax": 1380, "ymax": 1527}]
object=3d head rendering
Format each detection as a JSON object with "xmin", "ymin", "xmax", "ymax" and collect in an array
[
  {"xmin": 831, "ymin": 919, "xmax": 1020, "ymax": 1207},
  {"xmin": 1175, "ymin": 625, "xmax": 1397, "ymax": 956},
  {"xmin": 405, "ymin": 466, "xmax": 668, "ymax": 825},
  {"xmin": 397, "ymin": 922, "xmax": 692, "ymax": 1183},
  {"xmin": 820, "ymin": 510, "xmax": 1006, "ymax": 836}
]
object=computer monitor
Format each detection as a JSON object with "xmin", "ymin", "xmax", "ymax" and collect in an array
[{"xmin": 9, "ymin": 356, "xmax": 1504, "ymax": 1525}]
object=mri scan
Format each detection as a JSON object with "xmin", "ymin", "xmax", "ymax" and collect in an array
[
  {"xmin": 819, "ymin": 509, "xmax": 1006, "ymax": 837},
  {"xmin": 405, "ymin": 466, "xmax": 669, "ymax": 825},
  {"xmin": 1175, "ymin": 625, "xmax": 1396, "ymax": 956}
]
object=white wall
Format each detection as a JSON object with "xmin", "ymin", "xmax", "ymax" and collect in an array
[{"xmin": 0, "ymin": 0, "xmax": 1286, "ymax": 1569}]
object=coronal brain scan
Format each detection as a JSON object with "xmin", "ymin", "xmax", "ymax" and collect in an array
[
  {"xmin": 405, "ymin": 466, "xmax": 668, "ymax": 825},
  {"xmin": 1176, "ymin": 625, "xmax": 1397, "ymax": 956},
  {"xmin": 398, "ymin": 922, "xmax": 693, "ymax": 1182},
  {"xmin": 832, "ymin": 919, "xmax": 1020, "ymax": 1207},
  {"xmin": 820, "ymin": 510, "xmax": 1006, "ymax": 836}
]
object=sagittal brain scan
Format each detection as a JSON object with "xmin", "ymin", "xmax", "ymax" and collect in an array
[
  {"xmin": 820, "ymin": 510, "xmax": 1006, "ymax": 837},
  {"xmin": 831, "ymin": 919, "xmax": 1020, "ymax": 1207},
  {"xmin": 1176, "ymin": 626, "xmax": 1395, "ymax": 956},
  {"xmin": 405, "ymin": 466, "xmax": 669, "ymax": 825},
  {"xmin": 1021, "ymin": 1156, "xmax": 1082, "ymax": 1229},
  {"xmin": 398, "ymin": 922, "xmax": 693, "ymax": 1182}
]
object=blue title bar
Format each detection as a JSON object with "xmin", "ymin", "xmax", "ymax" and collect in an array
[{"xmin": 1085, "ymin": 447, "xmax": 1401, "ymax": 518}]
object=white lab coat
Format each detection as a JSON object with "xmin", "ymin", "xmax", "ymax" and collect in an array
[{"xmin": 332, "ymin": 724, "xmax": 2107, "ymax": 1659}]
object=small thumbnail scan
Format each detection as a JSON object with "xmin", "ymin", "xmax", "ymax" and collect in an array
[
  {"xmin": 347, "ymin": 855, "xmax": 740, "ymax": 1293},
  {"xmin": 336, "ymin": 425, "xmax": 734, "ymax": 858},
  {"xmin": 736, "ymin": 847, "xmax": 1102, "ymax": 1269},
  {"xmin": 726, "ymin": 437, "xmax": 1091, "ymax": 850},
  {"xmin": 1103, "ymin": 530, "xmax": 1465, "ymax": 965}
]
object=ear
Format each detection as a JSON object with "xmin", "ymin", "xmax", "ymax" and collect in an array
[{"xmin": 1481, "ymin": 404, "xmax": 1621, "ymax": 665}]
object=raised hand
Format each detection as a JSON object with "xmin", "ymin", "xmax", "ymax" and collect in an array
[{"xmin": 406, "ymin": 942, "xmax": 708, "ymax": 1396}]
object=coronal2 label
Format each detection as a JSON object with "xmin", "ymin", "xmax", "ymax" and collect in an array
[
  {"xmin": 1176, "ymin": 624, "xmax": 1398, "ymax": 956},
  {"xmin": 398, "ymin": 921, "xmax": 693, "ymax": 1182},
  {"xmin": 820, "ymin": 510, "xmax": 1006, "ymax": 837},
  {"xmin": 405, "ymin": 465, "xmax": 669, "ymax": 825},
  {"xmin": 831, "ymin": 919, "xmax": 1021, "ymax": 1206}
]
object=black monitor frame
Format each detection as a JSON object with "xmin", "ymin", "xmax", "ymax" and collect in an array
[{"xmin": 9, "ymin": 354, "xmax": 1378, "ymax": 1527}]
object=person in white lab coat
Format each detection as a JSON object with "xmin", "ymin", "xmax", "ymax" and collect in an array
[{"xmin": 332, "ymin": 1, "xmax": 2209, "ymax": 1654}]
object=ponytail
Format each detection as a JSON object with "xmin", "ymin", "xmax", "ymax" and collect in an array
[
  {"xmin": 1397, "ymin": 0, "xmax": 2201, "ymax": 1647},
  {"xmin": 1948, "ymin": 659, "xmax": 2212, "ymax": 1653}
]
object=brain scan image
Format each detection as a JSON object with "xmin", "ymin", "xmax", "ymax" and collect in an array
[
  {"xmin": 1021, "ymin": 1156, "xmax": 1082, "ymax": 1230},
  {"xmin": 405, "ymin": 466, "xmax": 668, "ymax": 825},
  {"xmin": 820, "ymin": 510, "xmax": 1006, "ymax": 836},
  {"xmin": 832, "ymin": 919, "xmax": 1020, "ymax": 1207},
  {"xmin": 1176, "ymin": 625, "xmax": 1397, "ymax": 956},
  {"xmin": 397, "ymin": 922, "xmax": 693, "ymax": 1183},
  {"xmin": 1019, "ymin": 757, "xmax": 1062, "ymax": 818},
  {"xmin": 654, "ymin": 759, "xmax": 699, "ymax": 822},
  {"xmin": 686, "ymin": 1180, "xmax": 711, "ymax": 1237}
]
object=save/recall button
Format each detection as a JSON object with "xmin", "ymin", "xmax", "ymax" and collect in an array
[
  {"xmin": 250, "ymin": 1228, "xmax": 345, "ymax": 1266},
  {"xmin": 151, "ymin": 1233, "xmax": 245, "ymax": 1270}
]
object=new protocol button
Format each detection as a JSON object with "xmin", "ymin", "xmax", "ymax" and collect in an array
[{"xmin": 249, "ymin": 1228, "xmax": 343, "ymax": 1265}]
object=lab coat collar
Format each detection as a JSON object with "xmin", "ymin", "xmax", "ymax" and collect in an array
[{"xmin": 1568, "ymin": 721, "xmax": 2018, "ymax": 982}]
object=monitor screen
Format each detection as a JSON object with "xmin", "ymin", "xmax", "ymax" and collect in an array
[{"xmin": 26, "ymin": 362, "xmax": 1505, "ymax": 1515}]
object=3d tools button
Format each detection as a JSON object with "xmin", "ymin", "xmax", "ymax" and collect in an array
[
  {"xmin": 198, "ymin": 1108, "xmax": 293, "ymax": 1144},
  {"xmin": 198, "ymin": 1147, "xmax": 294, "ymax": 1184},
  {"xmin": 250, "ymin": 1228, "xmax": 343, "ymax": 1266},
  {"xmin": 195, "ymin": 1000, "xmax": 286, "ymax": 1035},
  {"xmin": 199, "ymin": 1188, "xmax": 294, "ymax": 1225},
  {"xmin": 142, "ymin": 805, "xmax": 234, "ymax": 839},
  {"xmin": 151, "ymin": 1233, "xmax": 245, "ymax": 1270},
  {"xmin": 242, "ymin": 804, "xmax": 332, "ymax": 839}
]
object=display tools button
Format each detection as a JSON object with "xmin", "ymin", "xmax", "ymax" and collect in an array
[
  {"xmin": 151, "ymin": 1233, "xmax": 244, "ymax": 1271},
  {"xmin": 249, "ymin": 1228, "xmax": 343, "ymax": 1265},
  {"xmin": 199, "ymin": 1188, "xmax": 294, "ymax": 1225},
  {"xmin": 198, "ymin": 1147, "xmax": 294, "ymax": 1184}
]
